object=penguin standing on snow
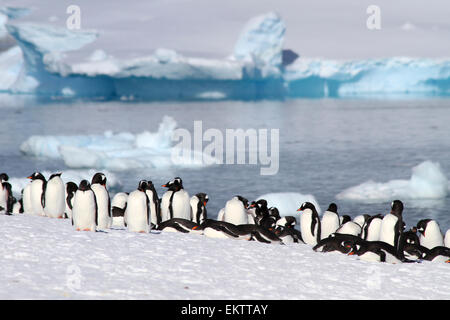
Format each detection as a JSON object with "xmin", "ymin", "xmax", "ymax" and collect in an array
[
  {"xmin": 43, "ymin": 173, "xmax": 65, "ymax": 218},
  {"xmin": 222, "ymin": 196, "xmax": 249, "ymax": 225},
  {"xmin": 91, "ymin": 173, "xmax": 112, "ymax": 230},
  {"xmin": 416, "ymin": 219, "xmax": 444, "ymax": 249},
  {"xmin": 0, "ymin": 173, "xmax": 9, "ymax": 212},
  {"xmin": 124, "ymin": 180, "xmax": 150, "ymax": 233},
  {"xmin": 190, "ymin": 193, "xmax": 208, "ymax": 224},
  {"xmin": 145, "ymin": 181, "xmax": 161, "ymax": 229},
  {"xmin": 361, "ymin": 214, "xmax": 383, "ymax": 241},
  {"xmin": 297, "ymin": 202, "xmax": 321, "ymax": 245},
  {"xmin": 379, "ymin": 200, "xmax": 404, "ymax": 248},
  {"xmin": 72, "ymin": 180, "xmax": 97, "ymax": 232},
  {"xmin": 27, "ymin": 172, "xmax": 47, "ymax": 216},
  {"xmin": 320, "ymin": 203, "xmax": 340, "ymax": 240},
  {"xmin": 160, "ymin": 177, "xmax": 190, "ymax": 222},
  {"xmin": 64, "ymin": 182, "xmax": 78, "ymax": 219}
]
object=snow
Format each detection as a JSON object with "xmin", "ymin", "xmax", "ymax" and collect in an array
[
  {"xmin": 336, "ymin": 161, "xmax": 449, "ymax": 202},
  {"xmin": 0, "ymin": 214, "xmax": 448, "ymax": 299},
  {"xmin": 257, "ymin": 192, "xmax": 321, "ymax": 216},
  {"xmin": 8, "ymin": 169, "xmax": 121, "ymax": 195},
  {"xmin": 20, "ymin": 116, "xmax": 214, "ymax": 171}
]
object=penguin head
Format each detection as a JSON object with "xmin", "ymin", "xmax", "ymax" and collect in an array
[
  {"xmin": 297, "ymin": 202, "xmax": 317, "ymax": 214},
  {"xmin": 138, "ymin": 180, "xmax": 148, "ymax": 192},
  {"xmin": 327, "ymin": 203, "xmax": 338, "ymax": 213},
  {"xmin": 49, "ymin": 172, "xmax": 62, "ymax": 180},
  {"xmin": 390, "ymin": 200, "xmax": 404, "ymax": 217},
  {"xmin": 196, "ymin": 193, "xmax": 209, "ymax": 206},
  {"xmin": 27, "ymin": 172, "xmax": 45, "ymax": 181},
  {"xmin": 269, "ymin": 207, "xmax": 280, "ymax": 219},
  {"xmin": 78, "ymin": 180, "xmax": 91, "ymax": 191},
  {"xmin": 146, "ymin": 180, "xmax": 156, "ymax": 190},
  {"xmin": 66, "ymin": 182, "xmax": 78, "ymax": 194},
  {"xmin": 0, "ymin": 173, "xmax": 9, "ymax": 182},
  {"xmin": 341, "ymin": 215, "xmax": 351, "ymax": 224},
  {"xmin": 235, "ymin": 195, "xmax": 249, "ymax": 209},
  {"xmin": 416, "ymin": 219, "xmax": 431, "ymax": 236},
  {"xmin": 162, "ymin": 177, "xmax": 183, "ymax": 191},
  {"xmin": 91, "ymin": 172, "xmax": 107, "ymax": 186}
]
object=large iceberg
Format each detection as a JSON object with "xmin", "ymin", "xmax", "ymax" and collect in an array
[
  {"xmin": 20, "ymin": 116, "xmax": 214, "ymax": 171},
  {"xmin": 336, "ymin": 161, "xmax": 449, "ymax": 202}
]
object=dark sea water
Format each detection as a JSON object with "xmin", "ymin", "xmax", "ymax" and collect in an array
[{"xmin": 1, "ymin": 95, "xmax": 449, "ymax": 231}]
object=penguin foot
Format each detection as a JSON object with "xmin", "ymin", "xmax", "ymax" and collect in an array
[
  {"xmin": 83, "ymin": 228, "xmax": 91, "ymax": 231},
  {"xmin": 139, "ymin": 231, "xmax": 146, "ymax": 233},
  {"xmin": 446, "ymin": 259, "xmax": 450, "ymax": 263},
  {"xmin": 76, "ymin": 228, "xmax": 81, "ymax": 231}
]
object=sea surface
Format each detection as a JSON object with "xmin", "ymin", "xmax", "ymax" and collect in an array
[{"xmin": 1, "ymin": 95, "xmax": 449, "ymax": 230}]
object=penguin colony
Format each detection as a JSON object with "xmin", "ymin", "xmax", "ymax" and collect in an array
[{"xmin": 1, "ymin": 172, "xmax": 449, "ymax": 264}]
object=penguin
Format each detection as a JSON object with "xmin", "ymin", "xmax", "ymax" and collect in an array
[
  {"xmin": 246, "ymin": 203, "xmax": 257, "ymax": 224},
  {"xmin": 379, "ymin": 200, "xmax": 404, "ymax": 249},
  {"xmin": 190, "ymin": 193, "xmax": 208, "ymax": 225},
  {"xmin": 397, "ymin": 228, "xmax": 422, "ymax": 261},
  {"xmin": 72, "ymin": 180, "xmax": 97, "ymax": 232},
  {"xmin": 445, "ymin": 229, "xmax": 450, "ymax": 248},
  {"xmin": 0, "ymin": 173, "xmax": 9, "ymax": 212},
  {"xmin": 91, "ymin": 173, "xmax": 112, "ymax": 230},
  {"xmin": 43, "ymin": 172, "xmax": 65, "ymax": 219},
  {"xmin": 197, "ymin": 219, "xmax": 251, "ymax": 240},
  {"xmin": 361, "ymin": 214, "xmax": 383, "ymax": 241},
  {"xmin": 145, "ymin": 181, "xmax": 161, "ymax": 229},
  {"xmin": 111, "ymin": 192, "xmax": 128, "ymax": 227},
  {"xmin": 160, "ymin": 177, "xmax": 190, "ymax": 222},
  {"xmin": 217, "ymin": 208, "xmax": 225, "ymax": 221},
  {"xmin": 157, "ymin": 218, "xmax": 202, "ymax": 234},
  {"xmin": 339, "ymin": 215, "xmax": 351, "ymax": 225},
  {"xmin": 313, "ymin": 233, "xmax": 362, "ymax": 254},
  {"xmin": 12, "ymin": 197, "xmax": 22, "ymax": 214},
  {"xmin": 64, "ymin": 182, "xmax": 78, "ymax": 219},
  {"xmin": 416, "ymin": 219, "xmax": 444, "ymax": 249},
  {"xmin": 222, "ymin": 196, "xmax": 249, "ymax": 225},
  {"xmin": 335, "ymin": 221, "xmax": 362, "ymax": 237},
  {"xmin": 2, "ymin": 181, "xmax": 14, "ymax": 213},
  {"xmin": 353, "ymin": 214, "xmax": 370, "ymax": 228},
  {"xmin": 297, "ymin": 202, "xmax": 321, "ymax": 245},
  {"xmin": 348, "ymin": 241, "xmax": 407, "ymax": 264},
  {"xmin": 27, "ymin": 172, "xmax": 47, "ymax": 216},
  {"xmin": 249, "ymin": 200, "xmax": 271, "ymax": 227},
  {"xmin": 124, "ymin": 180, "xmax": 150, "ymax": 233},
  {"xmin": 320, "ymin": 203, "xmax": 340, "ymax": 240},
  {"xmin": 22, "ymin": 183, "xmax": 33, "ymax": 214},
  {"xmin": 418, "ymin": 245, "xmax": 450, "ymax": 263},
  {"xmin": 274, "ymin": 216, "xmax": 303, "ymax": 244}
]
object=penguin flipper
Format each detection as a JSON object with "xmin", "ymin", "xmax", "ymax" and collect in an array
[{"xmin": 41, "ymin": 181, "xmax": 47, "ymax": 208}]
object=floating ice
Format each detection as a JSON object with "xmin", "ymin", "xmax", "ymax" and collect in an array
[
  {"xmin": 257, "ymin": 192, "xmax": 321, "ymax": 216},
  {"xmin": 9, "ymin": 169, "xmax": 121, "ymax": 195},
  {"xmin": 20, "ymin": 116, "xmax": 213, "ymax": 171},
  {"xmin": 336, "ymin": 161, "xmax": 449, "ymax": 202}
]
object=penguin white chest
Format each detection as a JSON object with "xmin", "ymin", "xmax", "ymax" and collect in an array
[
  {"xmin": 379, "ymin": 214, "xmax": 399, "ymax": 246},
  {"xmin": 91, "ymin": 184, "xmax": 111, "ymax": 230},
  {"xmin": 170, "ymin": 190, "xmax": 191, "ymax": 220},
  {"xmin": 30, "ymin": 180, "xmax": 45, "ymax": 216},
  {"xmin": 22, "ymin": 184, "xmax": 33, "ymax": 214},
  {"xmin": 72, "ymin": 190, "xmax": 97, "ymax": 231},
  {"xmin": 125, "ymin": 191, "xmax": 149, "ymax": 233},
  {"xmin": 420, "ymin": 221, "xmax": 444, "ymax": 249},
  {"xmin": 223, "ymin": 198, "xmax": 247, "ymax": 225},
  {"xmin": 300, "ymin": 210, "xmax": 319, "ymax": 245},
  {"xmin": 445, "ymin": 230, "xmax": 450, "ymax": 248},
  {"xmin": 44, "ymin": 177, "xmax": 65, "ymax": 218},
  {"xmin": 160, "ymin": 191, "xmax": 173, "ymax": 222},
  {"xmin": 321, "ymin": 211, "xmax": 339, "ymax": 239},
  {"xmin": 365, "ymin": 218, "xmax": 382, "ymax": 241}
]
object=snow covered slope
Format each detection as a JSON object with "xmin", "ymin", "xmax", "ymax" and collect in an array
[{"xmin": 0, "ymin": 214, "xmax": 448, "ymax": 299}]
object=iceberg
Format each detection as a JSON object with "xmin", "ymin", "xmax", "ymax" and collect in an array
[
  {"xmin": 20, "ymin": 116, "xmax": 214, "ymax": 171},
  {"xmin": 336, "ymin": 161, "xmax": 449, "ymax": 202},
  {"xmin": 257, "ymin": 192, "xmax": 321, "ymax": 216},
  {"xmin": 9, "ymin": 169, "xmax": 121, "ymax": 195}
]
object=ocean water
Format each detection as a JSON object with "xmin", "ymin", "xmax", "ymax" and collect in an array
[{"xmin": 1, "ymin": 95, "xmax": 449, "ymax": 231}]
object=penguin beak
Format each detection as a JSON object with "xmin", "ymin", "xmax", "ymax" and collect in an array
[
  {"xmin": 27, "ymin": 176, "xmax": 32, "ymax": 179},
  {"xmin": 296, "ymin": 208, "xmax": 302, "ymax": 212},
  {"xmin": 446, "ymin": 259, "xmax": 450, "ymax": 263},
  {"xmin": 161, "ymin": 184, "xmax": 167, "ymax": 187},
  {"xmin": 348, "ymin": 252, "xmax": 355, "ymax": 256},
  {"xmin": 192, "ymin": 226, "xmax": 199, "ymax": 230},
  {"xmin": 203, "ymin": 201, "xmax": 207, "ymax": 206},
  {"xmin": 250, "ymin": 203, "xmax": 256, "ymax": 208}
]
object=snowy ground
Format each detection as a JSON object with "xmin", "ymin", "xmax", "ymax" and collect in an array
[{"xmin": 1, "ymin": 214, "xmax": 448, "ymax": 300}]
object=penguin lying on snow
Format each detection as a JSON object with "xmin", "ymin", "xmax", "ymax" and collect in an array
[
  {"xmin": 313, "ymin": 234, "xmax": 362, "ymax": 254},
  {"xmin": 157, "ymin": 218, "xmax": 202, "ymax": 234},
  {"xmin": 274, "ymin": 216, "xmax": 304, "ymax": 244}
]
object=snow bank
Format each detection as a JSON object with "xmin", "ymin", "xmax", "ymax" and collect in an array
[
  {"xmin": 20, "ymin": 116, "xmax": 212, "ymax": 171},
  {"xmin": 336, "ymin": 161, "xmax": 449, "ymax": 202},
  {"xmin": 257, "ymin": 192, "xmax": 321, "ymax": 216},
  {"xmin": 8, "ymin": 169, "xmax": 121, "ymax": 195},
  {"xmin": 1, "ymin": 214, "xmax": 448, "ymax": 299}
]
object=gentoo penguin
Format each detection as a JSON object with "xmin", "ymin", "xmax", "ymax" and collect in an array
[
  {"xmin": 22, "ymin": 183, "xmax": 33, "ymax": 214},
  {"xmin": 419, "ymin": 245, "xmax": 450, "ymax": 263},
  {"xmin": 12, "ymin": 197, "xmax": 22, "ymax": 214},
  {"xmin": 145, "ymin": 181, "xmax": 161, "ymax": 228},
  {"xmin": 160, "ymin": 177, "xmax": 190, "ymax": 222},
  {"xmin": 274, "ymin": 216, "xmax": 304, "ymax": 244},
  {"xmin": 124, "ymin": 180, "xmax": 150, "ymax": 233},
  {"xmin": 445, "ymin": 230, "xmax": 450, "ymax": 248},
  {"xmin": 340, "ymin": 215, "xmax": 351, "ymax": 225},
  {"xmin": 111, "ymin": 192, "xmax": 128, "ymax": 217},
  {"xmin": 348, "ymin": 241, "xmax": 407, "ymax": 264},
  {"xmin": 320, "ymin": 203, "xmax": 340, "ymax": 240},
  {"xmin": 416, "ymin": 219, "xmax": 444, "ymax": 249},
  {"xmin": 0, "ymin": 173, "xmax": 9, "ymax": 212},
  {"xmin": 398, "ymin": 228, "xmax": 422, "ymax": 261},
  {"xmin": 190, "ymin": 193, "xmax": 208, "ymax": 224},
  {"xmin": 72, "ymin": 180, "xmax": 97, "ymax": 232},
  {"xmin": 64, "ymin": 182, "xmax": 78, "ymax": 219},
  {"xmin": 353, "ymin": 214, "xmax": 370, "ymax": 229},
  {"xmin": 250, "ymin": 200, "xmax": 271, "ymax": 227},
  {"xmin": 157, "ymin": 218, "xmax": 202, "ymax": 234},
  {"xmin": 27, "ymin": 172, "xmax": 47, "ymax": 216},
  {"xmin": 335, "ymin": 221, "xmax": 362, "ymax": 237},
  {"xmin": 43, "ymin": 172, "xmax": 65, "ymax": 219},
  {"xmin": 197, "ymin": 219, "xmax": 250, "ymax": 240},
  {"xmin": 313, "ymin": 234, "xmax": 362, "ymax": 254},
  {"xmin": 2, "ymin": 181, "xmax": 14, "ymax": 213},
  {"xmin": 91, "ymin": 173, "xmax": 112, "ymax": 230},
  {"xmin": 361, "ymin": 214, "xmax": 383, "ymax": 241},
  {"xmin": 222, "ymin": 196, "xmax": 249, "ymax": 225},
  {"xmin": 297, "ymin": 202, "xmax": 321, "ymax": 245},
  {"xmin": 379, "ymin": 200, "xmax": 404, "ymax": 248}
]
